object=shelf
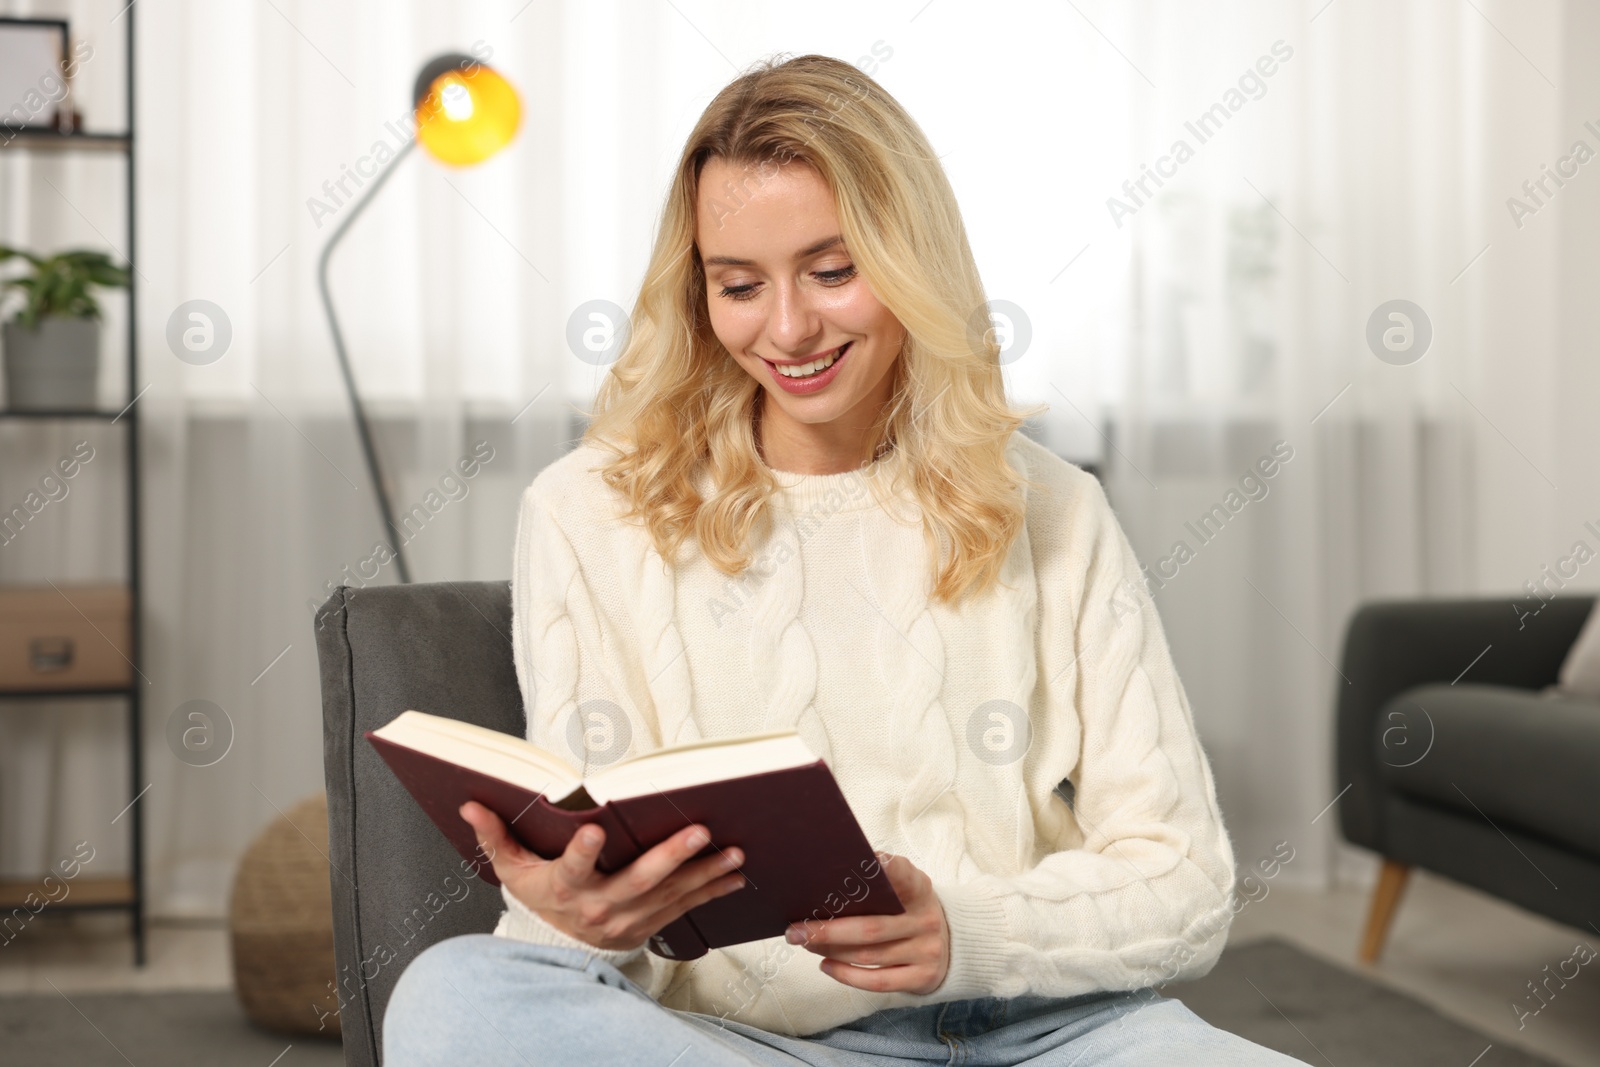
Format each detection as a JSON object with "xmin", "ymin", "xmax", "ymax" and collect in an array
[
  {"xmin": 0, "ymin": 9, "xmax": 146, "ymax": 967},
  {"xmin": 0, "ymin": 684, "xmax": 134, "ymax": 701},
  {"xmin": 0, "ymin": 131, "xmax": 130, "ymax": 153},
  {"xmin": 0, "ymin": 875, "xmax": 136, "ymax": 911},
  {"xmin": 0, "ymin": 408, "xmax": 133, "ymax": 421}
]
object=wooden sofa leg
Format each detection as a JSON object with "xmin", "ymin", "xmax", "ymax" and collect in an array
[{"xmin": 1359, "ymin": 859, "xmax": 1412, "ymax": 963}]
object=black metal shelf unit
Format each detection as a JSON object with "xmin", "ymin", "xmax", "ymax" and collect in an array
[{"xmin": 0, "ymin": 10, "xmax": 144, "ymax": 965}]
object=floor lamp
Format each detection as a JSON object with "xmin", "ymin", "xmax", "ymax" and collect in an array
[{"xmin": 316, "ymin": 53, "xmax": 521, "ymax": 584}]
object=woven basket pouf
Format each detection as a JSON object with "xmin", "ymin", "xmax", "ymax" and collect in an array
[{"xmin": 229, "ymin": 791, "xmax": 340, "ymax": 1037}]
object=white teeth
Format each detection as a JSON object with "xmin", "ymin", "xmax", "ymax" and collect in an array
[{"xmin": 775, "ymin": 345, "xmax": 844, "ymax": 378}]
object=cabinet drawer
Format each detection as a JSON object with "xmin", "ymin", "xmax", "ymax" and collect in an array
[{"xmin": 0, "ymin": 585, "xmax": 132, "ymax": 691}]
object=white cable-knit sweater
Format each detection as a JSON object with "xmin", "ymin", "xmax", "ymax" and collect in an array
[{"xmin": 492, "ymin": 431, "xmax": 1238, "ymax": 1037}]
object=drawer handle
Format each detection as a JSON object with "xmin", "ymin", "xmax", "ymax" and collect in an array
[{"xmin": 30, "ymin": 637, "xmax": 75, "ymax": 673}]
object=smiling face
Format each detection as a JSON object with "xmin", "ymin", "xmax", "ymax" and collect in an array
[{"xmin": 695, "ymin": 156, "xmax": 905, "ymax": 475}]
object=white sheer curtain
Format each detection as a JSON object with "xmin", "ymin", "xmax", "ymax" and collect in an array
[
  {"xmin": 0, "ymin": 0, "xmax": 1586, "ymax": 919},
  {"xmin": 1103, "ymin": 0, "xmax": 1586, "ymax": 889}
]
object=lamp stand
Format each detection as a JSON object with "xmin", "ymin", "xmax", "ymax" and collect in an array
[{"xmin": 315, "ymin": 137, "xmax": 418, "ymax": 584}]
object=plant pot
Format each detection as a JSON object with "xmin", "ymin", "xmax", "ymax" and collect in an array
[{"xmin": 2, "ymin": 318, "xmax": 100, "ymax": 410}]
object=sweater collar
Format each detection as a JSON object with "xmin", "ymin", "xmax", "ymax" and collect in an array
[
  {"xmin": 691, "ymin": 449, "xmax": 900, "ymax": 515},
  {"xmin": 761, "ymin": 456, "xmax": 897, "ymax": 514}
]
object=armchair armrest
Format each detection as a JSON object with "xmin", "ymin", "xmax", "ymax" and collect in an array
[
  {"xmin": 1333, "ymin": 594, "xmax": 1594, "ymax": 853},
  {"xmin": 316, "ymin": 580, "xmax": 523, "ymax": 1067}
]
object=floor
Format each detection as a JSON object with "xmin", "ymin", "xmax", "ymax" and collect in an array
[
  {"xmin": 1226, "ymin": 873, "xmax": 1600, "ymax": 1067},
  {"xmin": 2, "ymin": 872, "xmax": 1597, "ymax": 1067},
  {"xmin": 0, "ymin": 914, "xmax": 232, "ymax": 994}
]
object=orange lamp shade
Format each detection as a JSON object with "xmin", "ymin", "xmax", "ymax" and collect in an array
[{"xmin": 413, "ymin": 56, "xmax": 521, "ymax": 167}]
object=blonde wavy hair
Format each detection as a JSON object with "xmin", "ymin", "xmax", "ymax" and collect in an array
[{"xmin": 581, "ymin": 52, "xmax": 1046, "ymax": 606}]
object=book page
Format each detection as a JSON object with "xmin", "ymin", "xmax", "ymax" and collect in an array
[
  {"xmin": 373, "ymin": 711, "xmax": 585, "ymax": 801},
  {"xmin": 586, "ymin": 730, "xmax": 816, "ymax": 803}
]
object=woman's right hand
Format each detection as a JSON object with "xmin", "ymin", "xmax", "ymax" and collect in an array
[{"xmin": 458, "ymin": 801, "xmax": 747, "ymax": 953}]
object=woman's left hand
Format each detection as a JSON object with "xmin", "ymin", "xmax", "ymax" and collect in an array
[{"xmin": 784, "ymin": 852, "xmax": 949, "ymax": 994}]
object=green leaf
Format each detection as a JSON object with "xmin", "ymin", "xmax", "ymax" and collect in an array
[{"xmin": 0, "ymin": 245, "xmax": 128, "ymax": 330}]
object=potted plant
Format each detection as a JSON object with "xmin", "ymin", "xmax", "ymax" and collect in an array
[{"xmin": 0, "ymin": 247, "xmax": 130, "ymax": 410}]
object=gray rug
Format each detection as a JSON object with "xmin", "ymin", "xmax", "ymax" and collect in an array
[
  {"xmin": 0, "ymin": 939, "xmax": 1563, "ymax": 1065},
  {"xmin": 0, "ymin": 989, "xmax": 343, "ymax": 1066},
  {"xmin": 1177, "ymin": 937, "xmax": 1563, "ymax": 1066}
]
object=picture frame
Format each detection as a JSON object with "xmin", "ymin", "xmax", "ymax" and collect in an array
[{"xmin": 0, "ymin": 17, "xmax": 70, "ymax": 134}]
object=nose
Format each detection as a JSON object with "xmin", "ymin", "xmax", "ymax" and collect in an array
[{"xmin": 765, "ymin": 278, "xmax": 822, "ymax": 356}]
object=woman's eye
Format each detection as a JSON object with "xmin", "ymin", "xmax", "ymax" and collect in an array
[{"xmin": 715, "ymin": 265, "xmax": 857, "ymax": 302}]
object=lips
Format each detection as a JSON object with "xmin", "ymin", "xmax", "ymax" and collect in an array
[
  {"xmin": 764, "ymin": 342, "xmax": 850, "ymax": 372},
  {"xmin": 762, "ymin": 341, "xmax": 852, "ymax": 394}
]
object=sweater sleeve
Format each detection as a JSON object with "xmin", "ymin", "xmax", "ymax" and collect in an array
[
  {"xmin": 495, "ymin": 482, "xmax": 683, "ymax": 1000},
  {"xmin": 926, "ymin": 473, "xmax": 1238, "ymax": 1001}
]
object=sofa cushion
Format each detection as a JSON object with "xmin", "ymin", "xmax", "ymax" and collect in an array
[
  {"xmin": 1555, "ymin": 600, "xmax": 1600, "ymax": 698},
  {"xmin": 1375, "ymin": 682, "xmax": 1600, "ymax": 861}
]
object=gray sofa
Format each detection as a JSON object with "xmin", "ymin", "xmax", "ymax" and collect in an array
[
  {"xmin": 316, "ymin": 581, "xmax": 522, "ymax": 1067},
  {"xmin": 1335, "ymin": 595, "xmax": 1600, "ymax": 961}
]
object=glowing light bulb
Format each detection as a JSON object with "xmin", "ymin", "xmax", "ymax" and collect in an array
[{"xmin": 440, "ymin": 81, "xmax": 474, "ymax": 121}]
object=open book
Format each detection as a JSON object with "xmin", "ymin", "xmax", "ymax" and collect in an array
[{"xmin": 366, "ymin": 710, "xmax": 903, "ymax": 960}]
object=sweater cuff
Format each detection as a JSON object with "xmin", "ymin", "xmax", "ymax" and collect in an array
[
  {"xmin": 929, "ymin": 881, "xmax": 1012, "ymax": 999},
  {"xmin": 491, "ymin": 883, "xmax": 647, "ymax": 968}
]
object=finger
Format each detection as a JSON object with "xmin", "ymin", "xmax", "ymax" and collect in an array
[
  {"xmin": 866, "ymin": 849, "xmax": 895, "ymax": 878},
  {"xmin": 787, "ymin": 912, "xmax": 915, "ymax": 950},
  {"xmin": 880, "ymin": 853, "xmax": 927, "ymax": 898},
  {"xmin": 604, "ymin": 823, "xmax": 716, "ymax": 901},
  {"xmin": 595, "ymin": 845, "xmax": 745, "ymax": 939},
  {"xmin": 805, "ymin": 935, "xmax": 922, "ymax": 968},
  {"xmin": 458, "ymin": 801, "xmax": 531, "ymax": 867},
  {"xmin": 635, "ymin": 867, "xmax": 747, "ymax": 935},
  {"xmin": 817, "ymin": 958, "xmax": 927, "ymax": 994},
  {"xmin": 631, "ymin": 845, "xmax": 746, "ymax": 916},
  {"xmin": 549, "ymin": 822, "xmax": 608, "ymax": 889}
]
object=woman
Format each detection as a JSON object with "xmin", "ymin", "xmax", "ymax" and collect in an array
[{"xmin": 385, "ymin": 53, "xmax": 1307, "ymax": 1065}]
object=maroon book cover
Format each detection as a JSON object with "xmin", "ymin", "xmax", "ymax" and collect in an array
[{"xmin": 366, "ymin": 731, "xmax": 903, "ymax": 960}]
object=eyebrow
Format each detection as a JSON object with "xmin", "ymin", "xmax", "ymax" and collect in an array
[{"xmin": 701, "ymin": 234, "xmax": 844, "ymax": 268}]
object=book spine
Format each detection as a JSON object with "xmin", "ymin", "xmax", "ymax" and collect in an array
[{"xmin": 607, "ymin": 802, "xmax": 711, "ymax": 961}]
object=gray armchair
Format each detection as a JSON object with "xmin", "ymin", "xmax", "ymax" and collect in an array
[
  {"xmin": 315, "ymin": 581, "xmax": 522, "ymax": 1067},
  {"xmin": 1335, "ymin": 595, "xmax": 1600, "ymax": 962},
  {"xmin": 318, "ymin": 583, "xmax": 1600, "ymax": 1064}
]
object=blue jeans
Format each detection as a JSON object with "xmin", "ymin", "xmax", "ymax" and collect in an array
[{"xmin": 383, "ymin": 934, "xmax": 1309, "ymax": 1066}]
